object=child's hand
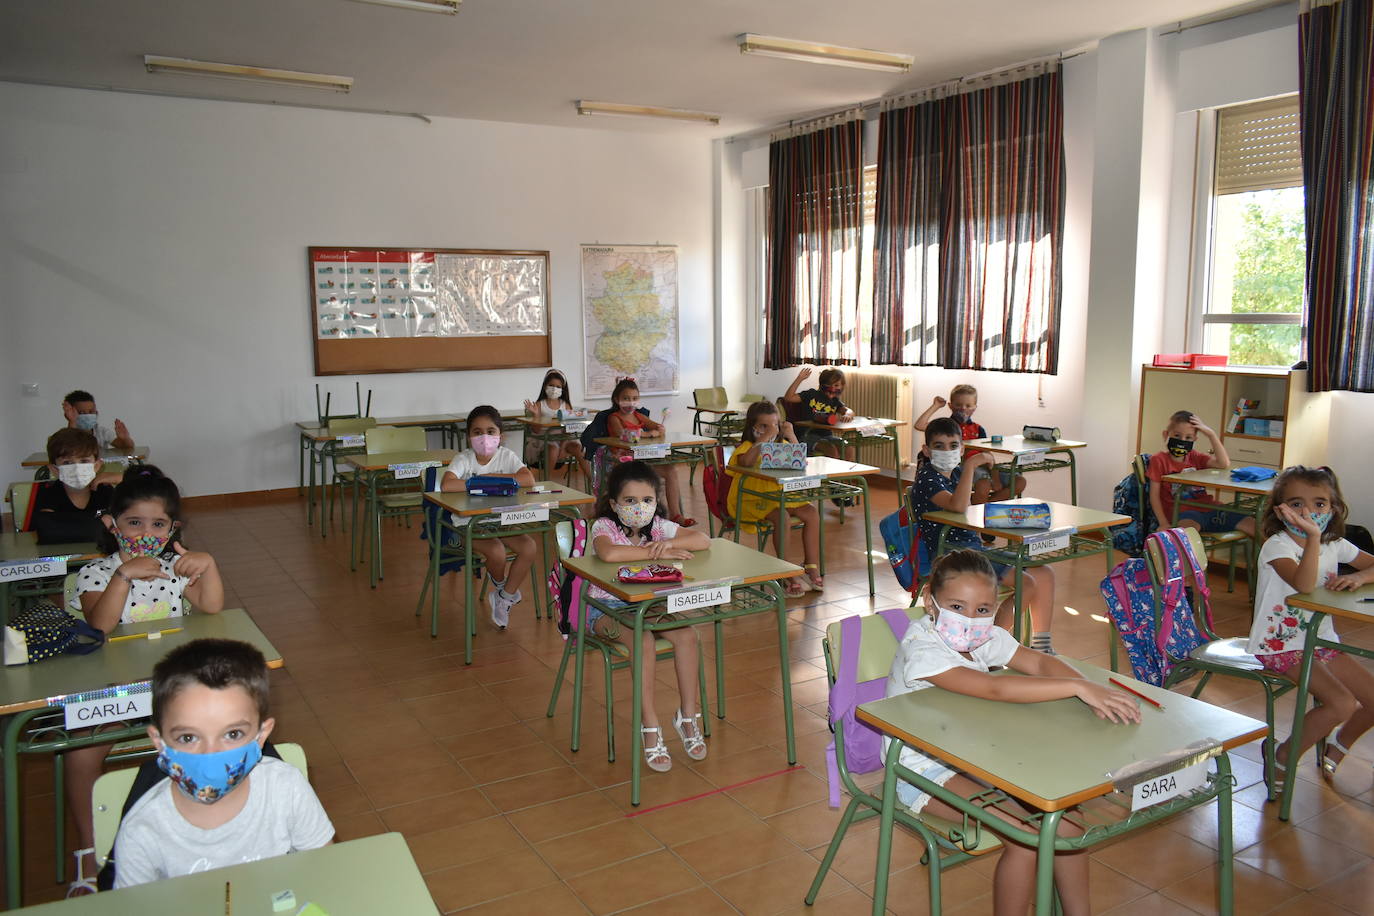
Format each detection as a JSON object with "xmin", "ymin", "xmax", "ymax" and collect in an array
[
  {"xmin": 119, "ymin": 556, "xmax": 170, "ymax": 582},
  {"xmin": 1076, "ymin": 682, "xmax": 1142, "ymax": 724},
  {"xmin": 523, "ymin": 399, "xmax": 536, "ymax": 414},
  {"xmin": 114, "ymin": 419, "xmax": 130, "ymax": 441},
  {"xmin": 930, "ymin": 395, "xmax": 947, "ymax": 409},
  {"xmin": 962, "ymin": 452, "xmax": 994, "ymax": 470},
  {"xmin": 795, "ymin": 366, "xmax": 813, "ymax": 384},
  {"xmin": 779, "ymin": 420, "xmax": 795, "ymax": 440},
  {"xmin": 171, "ymin": 542, "xmax": 216, "ymax": 583},
  {"xmin": 1188, "ymin": 416, "xmax": 1215, "ymax": 438},
  {"xmin": 1325, "ymin": 572, "xmax": 1365, "ymax": 592},
  {"xmin": 649, "ymin": 543, "xmax": 695, "ymax": 561},
  {"xmin": 1275, "ymin": 503, "xmax": 1321, "ymax": 539}
]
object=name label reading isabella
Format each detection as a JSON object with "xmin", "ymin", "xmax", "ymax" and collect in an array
[
  {"xmin": 0, "ymin": 558, "xmax": 66, "ymax": 583},
  {"xmin": 500, "ymin": 507, "xmax": 549, "ymax": 526},
  {"xmin": 64, "ymin": 691, "xmax": 153, "ymax": 730},
  {"xmin": 666, "ymin": 585, "xmax": 731, "ymax": 615}
]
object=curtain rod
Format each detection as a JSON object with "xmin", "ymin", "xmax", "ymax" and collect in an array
[{"xmin": 1159, "ymin": 0, "xmax": 1294, "ymax": 34}]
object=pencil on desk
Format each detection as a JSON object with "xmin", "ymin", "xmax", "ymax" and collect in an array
[
  {"xmin": 1109, "ymin": 676, "xmax": 1165, "ymax": 710},
  {"xmin": 108, "ymin": 627, "xmax": 184, "ymax": 643},
  {"xmin": 225, "ymin": 881, "xmax": 231, "ymax": 915}
]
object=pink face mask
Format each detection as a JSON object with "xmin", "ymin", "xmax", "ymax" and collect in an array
[
  {"xmin": 931, "ymin": 596, "xmax": 997, "ymax": 652},
  {"xmin": 471, "ymin": 433, "xmax": 500, "ymax": 456}
]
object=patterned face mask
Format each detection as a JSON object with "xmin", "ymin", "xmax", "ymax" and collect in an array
[
  {"xmin": 157, "ymin": 735, "xmax": 262, "ymax": 805},
  {"xmin": 614, "ymin": 500, "xmax": 657, "ymax": 530},
  {"xmin": 1166, "ymin": 437, "xmax": 1193, "ymax": 459},
  {"xmin": 931, "ymin": 596, "xmax": 997, "ymax": 652},
  {"xmin": 114, "ymin": 528, "xmax": 171, "ymax": 558},
  {"xmin": 1284, "ymin": 511, "xmax": 1332, "ymax": 538}
]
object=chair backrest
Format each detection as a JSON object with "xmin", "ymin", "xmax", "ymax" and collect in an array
[
  {"xmin": 693, "ymin": 387, "xmax": 727, "ymax": 410},
  {"xmin": 701, "ymin": 446, "xmax": 733, "ymax": 525},
  {"xmin": 740, "ymin": 393, "xmax": 764, "ymax": 403},
  {"xmin": 92, "ymin": 742, "xmax": 307, "ymax": 867},
  {"xmin": 365, "ymin": 424, "xmax": 426, "ymax": 453},
  {"xmin": 5, "ymin": 481, "xmax": 39, "ymax": 532},
  {"xmin": 1145, "ymin": 525, "xmax": 1207, "ymax": 581},
  {"xmin": 326, "ymin": 416, "xmax": 378, "ymax": 436},
  {"xmin": 824, "ymin": 607, "xmax": 925, "ymax": 685}
]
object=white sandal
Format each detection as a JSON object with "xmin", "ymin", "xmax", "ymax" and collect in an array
[
  {"xmin": 642, "ymin": 726, "xmax": 672, "ymax": 772},
  {"xmin": 66, "ymin": 847, "xmax": 98, "ymax": 897},
  {"xmin": 673, "ymin": 708, "xmax": 708, "ymax": 761}
]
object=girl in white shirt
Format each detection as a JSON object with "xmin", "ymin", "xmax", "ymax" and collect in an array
[
  {"xmin": 1246, "ymin": 466, "xmax": 1374, "ymax": 783},
  {"xmin": 440, "ymin": 405, "xmax": 537, "ymax": 630},
  {"xmin": 522, "ymin": 369, "xmax": 591, "ymax": 481}
]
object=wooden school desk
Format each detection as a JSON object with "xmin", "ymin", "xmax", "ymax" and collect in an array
[
  {"xmin": 1276, "ymin": 582, "xmax": 1374, "ymax": 822},
  {"xmin": 16, "ymin": 832, "xmax": 438, "ymax": 915},
  {"xmin": 561, "ymin": 539, "xmax": 802, "ymax": 806},
  {"xmin": 922, "ymin": 499, "xmax": 1129, "ymax": 651},
  {"xmin": 21, "ymin": 446, "xmax": 151, "ymax": 469},
  {"xmin": 858, "ymin": 664, "xmax": 1266, "ymax": 916},
  {"xmin": 964, "ymin": 435, "xmax": 1087, "ymax": 504},
  {"xmin": 0, "ymin": 531, "xmax": 102, "ymax": 630},
  {"xmin": 2, "ymin": 608, "xmax": 281, "ymax": 910},
  {"xmin": 794, "ymin": 416, "xmax": 909, "ymax": 476},
  {"xmin": 517, "ymin": 414, "xmax": 591, "ymax": 480},
  {"xmin": 727, "ymin": 456, "xmax": 880, "ymax": 595},
  {"xmin": 592, "ymin": 429, "xmax": 715, "ymax": 492},
  {"xmin": 342, "ymin": 449, "xmax": 456, "ymax": 588},
  {"xmin": 420, "ymin": 484, "xmax": 595, "ymax": 660}
]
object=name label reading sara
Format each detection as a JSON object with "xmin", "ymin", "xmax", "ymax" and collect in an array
[
  {"xmin": 782, "ymin": 475, "xmax": 822, "ymax": 493},
  {"xmin": 501, "ymin": 507, "xmax": 549, "ymax": 526},
  {"xmin": 64, "ymin": 690, "xmax": 153, "ymax": 730},
  {"xmin": 1026, "ymin": 530, "xmax": 1072, "ymax": 557},
  {"xmin": 632, "ymin": 444, "xmax": 670, "ymax": 460},
  {"xmin": 1130, "ymin": 760, "xmax": 1207, "ymax": 812},
  {"xmin": 388, "ymin": 460, "xmax": 441, "ymax": 480},
  {"xmin": 667, "ymin": 584, "xmax": 731, "ymax": 614},
  {"xmin": 0, "ymin": 557, "xmax": 66, "ymax": 583}
]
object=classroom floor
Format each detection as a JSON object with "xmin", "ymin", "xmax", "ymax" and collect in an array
[{"xmin": 8, "ymin": 481, "xmax": 1374, "ymax": 914}]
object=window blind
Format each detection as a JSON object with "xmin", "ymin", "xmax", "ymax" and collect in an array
[{"xmin": 1215, "ymin": 95, "xmax": 1302, "ymax": 194}]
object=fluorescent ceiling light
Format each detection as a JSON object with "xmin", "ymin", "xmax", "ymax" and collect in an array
[
  {"xmin": 347, "ymin": 0, "xmax": 459, "ymax": 13},
  {"xmin": 143, "ymin": 56, "xmax": 353, "ymax": 92},
  {"xmin": 738, "ymin": 34, "xmax": 912, "ymax": 72},
  {"xmin": 576, "ymin": 100, "xmax": 720, "ymax": 124}
]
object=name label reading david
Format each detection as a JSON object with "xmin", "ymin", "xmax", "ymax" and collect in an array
[
  {"xmin": 1130, "ymin": 760, "xmax": 1207, "ymax": 811},
  {"xmin": 632, "ymin": 444, "xmax": 670, "ymax": 460},
  {"xmin": 389, "ymin": 461, "xmax": 441, "ymax": 480},
  {"xmin": 782, "ymin": 475, "xmax": 822, "ymax": 493},
  {"xmin": 667, "ymin": 584, "xmax": 730, "ymax": 614},
  {"xmin": 64, "ymin": 691, "xmax": 153, "ymax": 730},
  {"xmin": 0, "ymin": 557, "xmax": 65, "ymax": 583},
  {"xmin": 501, "ymin": 507, "xmax": 549, "ymax": 526}
]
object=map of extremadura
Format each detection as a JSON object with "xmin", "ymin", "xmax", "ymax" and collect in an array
[{"xmin": 581, "ymin": 245, "xmax": 680, "ymax": 397}]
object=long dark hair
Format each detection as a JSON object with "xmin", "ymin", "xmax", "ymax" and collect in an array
[
  {"xmin": 740, "ymin": 401, "xmax": 779, "ymax": 444},
  {"xmin": 466, "ymin": 404, "xmax": 503, "ymax": 433},
  {"xmin": 1262, "ymin": 465, "xmax": 1348, "ymax": 543},
  {"xmin": 98, "ymin": 464, "xmax": 183, "ymax": 555},
  {"xmin": 593, "ymin": 460, "xmax": 667, "ymax": 537},
  {"xmin": 533, "ymin": 370, "xmax": 572, "ymax": 410},
  {"xmin": 610, "ymin": 378, "xmax": 640, "ymax": 405},
  {"xmin": 929, "ymin": 549, "xmax": 998, "ymax": 596}
]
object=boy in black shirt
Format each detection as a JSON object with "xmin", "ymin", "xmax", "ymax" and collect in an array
[
  {"xmin": 782, "ymin": 366, "xmax": 857, "ymax": 460},
  {"xmin": 31, "ymin": 429, "xmax": 121, "ymax": 543}
]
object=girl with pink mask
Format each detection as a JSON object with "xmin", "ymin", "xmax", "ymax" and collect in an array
[{"xmin": 440, "ymin": 405, "xmax": 538, "ymax": 630}]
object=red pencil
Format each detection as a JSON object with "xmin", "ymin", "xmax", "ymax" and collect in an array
[{"xmin": 1109, "ymin": 677, "xmax": 1165, "ymax": 710}]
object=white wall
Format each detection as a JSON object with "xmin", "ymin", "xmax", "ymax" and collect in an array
[{"xmin": 0, "ymin": 84, "xmax": 715, "ymax": 497}]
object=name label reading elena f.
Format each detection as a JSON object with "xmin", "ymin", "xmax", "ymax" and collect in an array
[
  {"xmin": 1026, "ymin": 530, "xmax": 1072, "ymax": 557},
  {"xmin": 0, "ymin": 557, "xmax": 66, "ymax": 583},
  {"xmin": 632, "ymin": 444, "xmax": 670, "ymax": 460},
  {"xmin": 1130, "ymin": 760, "xmax": 1207, "ymax": 811},
  {"xmin": 782, "ymin": 475, "xmax": 822, "ymax": 493},
  {"xmin": 388, "ymin": 460, "xmax": 441, "ymax": 480},
  {"xmin": 666, "ymin": 584, "xmax": 731, "ymax": 614},
  {"xmin": 63, "ymin": 690, "xmax": 153, "ymax": 730},
  {"xmin": 500, "ymin": 507, "xmax": 549, "ymax": 526}
]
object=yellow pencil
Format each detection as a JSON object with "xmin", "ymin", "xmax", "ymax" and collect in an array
[{"xmin": 108, "ymin": 627, "xmax": 185, "ymax": 643}]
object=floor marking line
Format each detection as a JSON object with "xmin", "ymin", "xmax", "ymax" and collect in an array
[{"xmin": 624, "ymin": 764, "xmax": 806, "ymax": 817}]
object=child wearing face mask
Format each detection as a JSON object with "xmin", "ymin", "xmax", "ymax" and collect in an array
[
  {"xmin": 1247, "ymin": 466, "xmax": 1374, "ymax": 785},
  {"xmin": 440, "ymin": 405, "xmax": 538, "ymax": 629},
  {"xmin": 32, "ymin": 428, "xmax": 124, "ymax": 544},
  {"xmin": 1145, "ymin": 409, "xmax": 1254, "ymax": 538},
  {"xmin": 62, "ymin": 388, "xmax": 134, "ymax": 450},
  {"xmin": 110, "ymin": 639, "xmax": 334, "ymax": 888},
  {"xmin": 726, "ymin": 401, "xmax": 823, "ymax": 595},
  {"xmin": 587, "ymin": 460, "xmax": 712, "ymax": 773},
  {"xmin": 885, "ymin": 549, "xmax": 1139, "ymax": 916},
  {"xmin": 783, "ymin": 366, "xmax": 856, "ymax": 460},
  {"xmin": 909, "ymin": 419, "xmax": 1059, "ymax": 654},
  {"xmin": 62, "ymin": 465, "xmax": 224, "ymax": 895},
  {"xmin": 915, "ymin": 384, "xmax": 1022, "ymax": 501},
  {"xmin": 605, "ymin": 378, "xmax": 695, "ymax": 526},
  {"xmin": 523, "ymin": 369, "xmax": 592, "ymax": 481}
]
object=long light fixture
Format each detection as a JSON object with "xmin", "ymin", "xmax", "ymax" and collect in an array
[
  {"xmin": 738, "ymin": 34, "xmax": 912, "ymax": 73},
  {"xmin": 143, "ymin": 56, "xmax": 354, "ymax": 92},
  {"xmin": 347, "ymin": 0, "xmax": 459, "ymax": 13},
  {"xmin": 575, "ymin": 100, "xmax": 720, "ymax": 125}
]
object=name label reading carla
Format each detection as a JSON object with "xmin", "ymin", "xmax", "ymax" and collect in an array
[
  {"xmin": 632, "ymin": 444, "xmax": 670, "ymax": 460},
  {"xmin": 0, "ymin": 557, "xmax": 66, "ymax": 583},
  {"xmin": 500, "ymin": 507, "xmax": 549, "ymax": 526},
  {"xmin": 64, "ymin": 690, "xmax": 153, "ymax": 730},
  {"xmin": 1130, "ymin": 760, "xmax": 1207, "ymax": 811},
  {"xmin": 782, "ymin": 475, "xmax": 822, "ymax": 493},
  {"xmin": 667, "ymin": 585, "xmax": 731, "ymax": 614}
]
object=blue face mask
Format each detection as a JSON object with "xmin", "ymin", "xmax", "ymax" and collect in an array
[
  {"xmin": 75, "ymin": 413, "xmax": 99, "ymax": 431},
  {"xmin": 1284, "ymin": 511, "xmax": 1332, "ymax": 539},
  {"xmin": 157, "ymin": 736, "xmax": 263, "ymax": 805}
]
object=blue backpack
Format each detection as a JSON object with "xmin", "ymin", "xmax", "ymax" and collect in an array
[
  {"xmin": 879, "ymin": 507, "xmax": 927, "ymax": 594},
  {"xmin": 1109, "ymin": 453, "xmax": 1156, "ymax": 556},
  {"xmin": 1099, "ymin": 528, "xmax": 1213, "ymax": 686}
]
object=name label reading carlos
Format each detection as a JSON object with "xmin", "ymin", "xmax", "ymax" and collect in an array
[
  {"xmin": 667, "ymin": 585, "xmax": 731, "ymax": 614},
  {"xmin": 0, "ymin": 558, "xmax": 66, "ymax": 583},
  {"xmin": 64, "ymin": 691, "xmax": 153, "ymax": 730}
]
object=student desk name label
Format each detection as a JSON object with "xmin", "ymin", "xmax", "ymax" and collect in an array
[
  {"xmin": 666, "ymin": 584, "xmax": 731, "ymax": 614},
  {"xmin": 500, "ymin": 507, "xmax": 549, "ymax": 526},
  {"xmin": 1025, "ymin": 528, "xmax": 1074, "ymax": 557},
  {"xmin": 388, "ymin": 461, "xmax": 441, "ymax": 480},
  {"xmin": 562, "ymin": 419, "xmax": 590, "ymax": 434},
  {"xmin": 0, "ymin": 557, "xmax": 67, "ymax": 583},
  {"xmin": 1130, "ymin": 759, "xmax": 1207, "ymax": 812},
  {"xmin": 337, "ymin": 435, "xmax": 366, "ymax": 448},
  {"xmin": 61, "ymin": 684, "xmax": 153, "ymax": 730},
  {"xmin": 632, "ymin": 444, "xmax": 670, "ymax": 460},
  {"xmin": 782, "ymin": 475, "xmax": 822, "ymax": 493}
]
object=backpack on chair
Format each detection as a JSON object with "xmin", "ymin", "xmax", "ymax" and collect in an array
[
  {"xmin": 1109, "ymin": 453, "xmax": 1156, "ymax": 556},
  {"xmin": 549, "ymin": 518, "xmax": 591, "ymax": 637},
  {"xmin": 879, "ymin": 507, "xmax": 924, "ymax": 595},
  {"xmin": 701, "ymin": 446, "xmax": 735, "ymax": 534}
]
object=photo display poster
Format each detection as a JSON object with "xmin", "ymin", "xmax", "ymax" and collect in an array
[{"xmin": 311, "ymin": 248, "xmax": 547, "ymax": 340}]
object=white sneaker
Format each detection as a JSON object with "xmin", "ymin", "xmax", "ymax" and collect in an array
[{"xmin": 489, "ymin": 588, "xmax": 521, "ymax": 629}]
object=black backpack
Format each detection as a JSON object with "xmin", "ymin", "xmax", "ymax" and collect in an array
[{"xmin": 579, "ymin": 406, "xmax": 649, "ymax": 459}]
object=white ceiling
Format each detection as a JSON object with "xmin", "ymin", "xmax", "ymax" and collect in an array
[{"xmin": 4, "ymin": 0, "xmax": 1251, "ymax": 135}]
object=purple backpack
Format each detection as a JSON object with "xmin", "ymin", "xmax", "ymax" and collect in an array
[{"xmin": 826, "ymin": 609, "xmax": 916, "ymax": 808}]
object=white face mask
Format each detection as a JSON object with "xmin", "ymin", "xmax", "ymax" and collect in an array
[
  {"xmin": 545, "ymin": 385, "xmax": 563, "ymax": 400},
  {"xmin": 56, "ymin": 462, "xmax": 98, "ymax": 489},
  {"xmin": 928, "ymin": 448, "xmax": 961, "ymax": 472}
]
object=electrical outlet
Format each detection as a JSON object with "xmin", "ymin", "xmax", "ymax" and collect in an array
[{"xmin": 22, "ymin": 383, "xmax": 39, "ymax": 397}]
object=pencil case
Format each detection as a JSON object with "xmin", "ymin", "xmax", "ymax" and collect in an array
[
  {"xmin": 465, "ymin": 475, "xmax": 520, "ymax": 497},
  {"xmin": 1229, "ymin": 466, "xmax": 1276, "ymax": 482},
  {"xmin": 617, "ymin": 564, "xmax": 684, "ymax": 584},
  {"xmin": 983, "ymin": 501, "xmax": 1053, "ymax": 529},
  {"xmin": 1022, "ymin": 425, "xmax": 1061, "ymax": 442}
]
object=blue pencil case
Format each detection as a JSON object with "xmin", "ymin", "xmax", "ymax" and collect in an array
[
  {"xmin": 1229, "ymin": 466, "xmax": 1276, "ymax": 482},
  {"xmin": 466, "ymin": 475, "xmax": 520, "ymax": 497},
  {"xmin": 983, "ymin": 501, "xmax": 1053, "ymax": 529}
]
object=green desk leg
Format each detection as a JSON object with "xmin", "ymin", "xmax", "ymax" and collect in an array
[
  {"xmin": 349, "ymin": 467, "xmax": 361, "ymax": 572},
  {"xmin": 858, "ymin": 478, "xmax": 874, "ymax": 596},
  {"xmin": 1067, "ymin": 450, "xmax": 1079, "ymax": 505},
  {"xmin": 772, "ymin": 579, "xmax": 796, "ymax": 766},
  {"xmin": 871, "ymin": 739, "xmax": 903, "ymax": 915},
  {"xmin": 1033, "ymin": 810, "xmax": 1062, "ymax": 915},
  {"xmin": 629, "ymin": 600, "xmax": 649, "ymax": 806},
  {"xmin": 1216, "ymin": 753, "xmax": 1236, "ymax": 914},
  {"xmin": 298, "ymin": 431, "xmax": 308, "ymax": 496},
  {"xmin": 464, "ymin": 525, "xmax": 478, "ymax": 664},
  {"xmin": 1278, "ymin": 614, "xmax": 1323, "ymax": 822},
  {"xmin": 428, "ymin": 511, "xmax": 443, "ymax": 639},
  {"xmin": 306, "ymin": 435, "xmax": 318, "ymax": 527}
]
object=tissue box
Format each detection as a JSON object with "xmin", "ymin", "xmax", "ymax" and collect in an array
[{"xmin": 1243, "ymin": 417, "xmax": 1283, "ymax": 437}]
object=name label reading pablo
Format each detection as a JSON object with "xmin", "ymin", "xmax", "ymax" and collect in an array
[
  {"xmin": 1130, "ymin": 760, "xmax": 1207, "ymax": 811},
  {"xmin": 666, "ymin": 584, "xmax": 731, "ymax": 614},
  {"xmin": 0, "ymin": 557, "xmax": 66, "ymax": 583},
  {"xmin": 500, "ymin": 507, "xmax": 549, "ymax": 526},
  {"xmin": 64, "ymin": 690, "xmax": 153, "ymax": 730},
  {"xmin": 632, "ymin": 444, "xmax": 670, "ymax": 460},
  {"xmin": 782, "ymin": 475, "xmax": 822, "ymax": 493},
  {"xmin": 337, "ymin": 435, "xmax": 366, "ymax": 448},
  {"xmin": 1015, "ymin": 448, "xmax": 1049, "ymax": 467},
  {"xmin": 1026, "ymin": 530, "xmax": 1071, "ymax": 557},
  {"xmin": 388, "ymin": 460, "xmax": 441, "ymax": 480}
]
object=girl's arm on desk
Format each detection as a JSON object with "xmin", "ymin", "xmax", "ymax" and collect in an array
[
  {"xmin": 175, "ymin": 542, "xmax": 224, "ymax": 613},
  {"xmin": 927, "ymin": 661, "xmax": 1141, "ymax": 724}
]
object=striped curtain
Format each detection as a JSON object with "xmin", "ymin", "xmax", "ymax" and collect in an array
[
  {"xmin": 872, "ymin": 70, "xmax": 1065, "ymax": 373},
  {"xmin": 1300, "ymin": 0, "xmax": 1374, "ymax": 392},
  {"xmin": 764, "ymin": 117, "xmax": 863, "ymax": 369}
]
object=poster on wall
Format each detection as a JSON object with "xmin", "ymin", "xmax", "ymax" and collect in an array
[{"xmin": 580, "ymin": 244, "xmax": 680, "ymax": 398}]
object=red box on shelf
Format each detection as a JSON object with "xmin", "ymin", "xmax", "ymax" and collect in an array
[{"xmin": 1152, "ymin": 353, "xmax": 1229, "ymax": 369}]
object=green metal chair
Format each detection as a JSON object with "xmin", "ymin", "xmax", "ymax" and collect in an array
[
  {"xmin": 351, "ymin": 426, "xmax": 428, "ymax": 579},
  {"xmin": 545, "ymin": 520, "xmax": 710, "ymax": 760},
  {"xmin": 323, "ymin": 417, "xmax": 378, "ymax": 535},
  {"xmin": 805, "ymin": 608, "xmax": 1003, "ymax": 911},
  {"xmin": 1133, "ymin": 455, "xmax": 1253, "ymax": 593}
]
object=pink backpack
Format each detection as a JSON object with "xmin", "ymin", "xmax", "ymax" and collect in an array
[{"xmin": 550, "ymin": 518, "xmax": 591, "ymax": 638}]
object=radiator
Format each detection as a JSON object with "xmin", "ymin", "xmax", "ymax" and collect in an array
[{"xmin": 841, "ymin": 371, "xmax": 913, "ymax": 474}]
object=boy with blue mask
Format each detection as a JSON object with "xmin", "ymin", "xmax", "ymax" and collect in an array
[
  {"xmin": 63, "ymin": 389, "xmax": 134, "ymax": 450},
  {"xmin": 111, "ymin": 639, "xmax": 333, "ymax": 889}
]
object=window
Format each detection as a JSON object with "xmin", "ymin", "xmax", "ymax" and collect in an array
[{"xmin": 1198, "ymin": 95, "xmax": 1304, "ymax": 368}]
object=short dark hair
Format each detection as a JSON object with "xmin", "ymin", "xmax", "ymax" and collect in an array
[
  {"xmin": 929, "ymin": 549, "xmax": 999, "ymax": 595},
  {"xmin": 465, "ymin": 405, "xmax": 503, "ymax": 433},
  {"xmin": 1168, "ymin": 410, "xmax": 1195, "ymax": 427},
  {"xmin": 98, "ymin": 465, "xmax": 183, "ymax": 555},
  {"xmin": 152, "ymin": 639, "xmax": 271, "ymax": 731},
  {"xmin": 924, "ymin": 417, "xmax": 962, "ymax": 444},
  {"xmin": 740, "ymin": 401, "xmax": 779, "ymax": 443},
  {"xmin": 64, "ymin": 390, "xmax": 95, "ymax": 406},
  {"xmin": 817, "ymin": 368, "xmax": 846, "ymax": 388},
  {"xmin": 1262, "ymin": 465, "xmax": 1349, "ymax": 543},
  {"xmin": 47, "ymin": 428, "xmax": 100, "ymax": 464},
  {"xmin": 594, "ymin": 460, "xmax": 666, "ymax": 535}
]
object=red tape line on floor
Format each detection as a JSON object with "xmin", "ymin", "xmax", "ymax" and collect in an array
[{"xmin": 624, "ymin": 764, "xmax": 807, "ymax": 817}]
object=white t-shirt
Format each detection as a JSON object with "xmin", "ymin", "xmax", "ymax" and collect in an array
[
  {"xmin": 586, "ymin": 515, "xmax": 681, "ymax": 602},
  {"xmin": 1246, "ymin": 533, "xmax": 1360, "ymax": 655},
  {"xmin": 113, "ymin": 757, "xmax": 335, "ymax": 888},
  {"xmin": 882, "ymin": 616, "xmax": 1021, "ymax": 775},
  {"xmin": 72, "ymin": 554, "xmax": 189, "ymax": 623},
  {"xmin": 92, "ymin": 424, "xmax": 117, "ymax": 450},
  {"xmin": 440, "ymin": 447, "xmax": 526, "ymax": 526}
]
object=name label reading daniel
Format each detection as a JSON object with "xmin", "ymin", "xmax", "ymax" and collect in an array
[
  {"xmin": 0, "ymin": 557, "xmax": 66, "ymax": 583},
  {"xmin": 501, "ymin": 507, "xmax": 549, "ymax": 526},
  {"xmin": 1130, "ymin": 760, "xmax": 1207, "ymax": 811},
  {"xmin": 632, "ymin": 444, "xmax": 670, "ymax": 460},
  {"xmin": 667, "ymin": 584, "xmax": 731, "ymax": 614},
  {"xmin": 64, "ymin": 691, "xmax": 153, "ymax": 730},
  {"xmin": 782, "ymin": 475, "xmax": 822, "ymax": 493},
  {"xmin": 1026, "ymin": 529, "xmax": 1072, "ymax": 557}
]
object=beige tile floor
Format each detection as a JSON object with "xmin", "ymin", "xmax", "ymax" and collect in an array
[{"xmin": 8, "ymin": 481, "xmax": 1374, "ymax": 913}]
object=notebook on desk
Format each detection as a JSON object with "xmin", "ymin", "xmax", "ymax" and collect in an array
[{"xmin": 758, "ymin": 442, "xmax": 808, "ymax": 470}]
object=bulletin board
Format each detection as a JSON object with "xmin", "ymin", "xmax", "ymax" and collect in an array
[{"xmin": 309, "ymin": 246, "xmax": 551, "ymax": 375}]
